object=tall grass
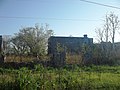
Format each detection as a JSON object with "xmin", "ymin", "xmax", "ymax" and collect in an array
[{"xmin": 0, "ymin": 65, "xmax": 120, "ymax": 90}]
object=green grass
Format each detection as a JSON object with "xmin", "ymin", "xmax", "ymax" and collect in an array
[{"xmin": 0, "ymin": 65, "xmax": 120, "ymax": 90}]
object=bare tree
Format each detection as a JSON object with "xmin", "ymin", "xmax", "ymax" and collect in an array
[
  {"xmin": 107, "ymin": 13, "xmax": 120, "ymax": 50},
  {"xmin": 95, "ymin": 12, "xmax": 120, "ymax": 60},
  {"xmin": 95, "ymin": 28, "xmax": 104, "ymax": 43},
  {"xmin": 103, "ymin": 15, "xmax": 109, "ymax": 43},
  {"xmin": 96, "ymin": 12, "xmax": 120, "ymax": 50}
]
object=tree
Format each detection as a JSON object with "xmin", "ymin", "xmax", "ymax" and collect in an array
[
  {"xmin": 11, "ymin": 35, "xmax": 28, "ymax": 55},
  {"xmin": 2, "ymin": 35, "xmax": 12, "ymax": 54},
  {"xmin": 95, "ymin": 12, "xmax": 120, "ymax": 50},
  {"xmin": 95, "ymin": 12, "xmax": 120, "ymax": 64},
  {"xmin": 104, "ymin": 15, "xmax": 109, "ymax": 43},
  {"xmin": 11, "ymin": 24, "xmax": 53, "ymax": 58},
  {"xmin": 95, "ymin": 28, "xmax": 104, "ymax": 43},
  {"xmin": 107, "ymin": 13, "xmax": 120, "ymax": 50}
]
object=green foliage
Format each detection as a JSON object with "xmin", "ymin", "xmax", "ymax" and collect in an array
[
  {"xmin": 0, "ymin": 65, "xmax": 120, "ymax": 90},
  {"xmin": 10, "ymin": 24, "xmax": 53, "ymax": 58},
  {"xmin": 56, "ymin": 43, "xmax": 65, "ymax": 53}
]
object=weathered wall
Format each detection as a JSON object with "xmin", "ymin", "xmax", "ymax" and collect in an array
[
  {"xmin": 0, "ymin": 35, "xmax": 2, "ymax": 52},
  {"xmin": 48, "ymin": 35, "xmax": 93, "ymax": 66},
  {"xmin": 48, "ymin": 35, "xmax": 93, "ymax": 54},
  {"xmin": 0, "ymin": 35, "xmax": 4, "ymax": 63}
]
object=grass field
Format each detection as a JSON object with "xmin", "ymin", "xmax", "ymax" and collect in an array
[{"xmin": 0, "ymin": 65, "xmax": 120, "ymax": 90}]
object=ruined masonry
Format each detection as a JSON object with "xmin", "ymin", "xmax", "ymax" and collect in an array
[{"xmin": 48, "ymin": 35, "xmax": 93, "ymax": 66}]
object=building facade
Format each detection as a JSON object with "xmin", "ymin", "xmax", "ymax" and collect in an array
[
  {"xmin": 0, "ymin": 35, "xmax": 2, "ymax": 52},
  {"xmin": 48, "ymin": 34, "xmax": 93, "ymax": 54}
]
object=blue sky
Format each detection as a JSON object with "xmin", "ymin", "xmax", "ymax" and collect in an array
[{"xmin": 0, "ymin": 0, "xmax": 120, "ymax": 42}]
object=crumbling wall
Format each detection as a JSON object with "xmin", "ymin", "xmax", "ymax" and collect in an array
[
  {"xmin": 51, "ymin": 52, "xmax": 66, "ymax": 67},
  {"xmin": 0, "ymin": 35, "xmax": 4, "ymax": 63}
]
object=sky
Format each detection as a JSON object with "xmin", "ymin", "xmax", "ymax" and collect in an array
[{"xmin": 0, "ymin": 0, "xmax": 120, "ymax": 42}]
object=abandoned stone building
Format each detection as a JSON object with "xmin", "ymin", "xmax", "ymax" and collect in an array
[
  {"xmin": 0, "ymin": 35, "xmax": 2, "ymax": 52},
  {"xmin": 0, "ymin": 35, "xmax": 4, "ymax": 63},
  {"xmin": 48, "ymin": 34, "xmax": 93, "ymax": 54}
]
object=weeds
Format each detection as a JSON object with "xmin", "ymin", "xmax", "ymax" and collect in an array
[{"xmin": 0, "ymin": 65, "xmax": 120, "ymax": 90}]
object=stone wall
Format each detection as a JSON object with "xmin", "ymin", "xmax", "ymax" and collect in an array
[
  {"xmin": 48, "ymin": 35, "xmax": 93, "ymax": 66},
  {"xmin": 0, "ymin": 35, "xmax": 4, "ymax": 63},
  {"xmin": 0, "ymin": 35, "xmax": 2, "ymax": 52},
  {"xmin": 48, "ymin": 35, "xmax": 93, "ymax": 54},
  {"xmin": 51, "ymin": 52, "xmax": 66, "ymax": 67}
]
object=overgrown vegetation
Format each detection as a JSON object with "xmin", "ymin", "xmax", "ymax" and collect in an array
[
  {"xmin": 0, "ymin": 65, "xmax": 120, "ymax": 90},
  {"xmin": 0, "ymin": 13, "xmax": 120, "ymax": 89},
  {"xmin": 2, "ymin": 24, "xmax": 53, "ymax": 61}
]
